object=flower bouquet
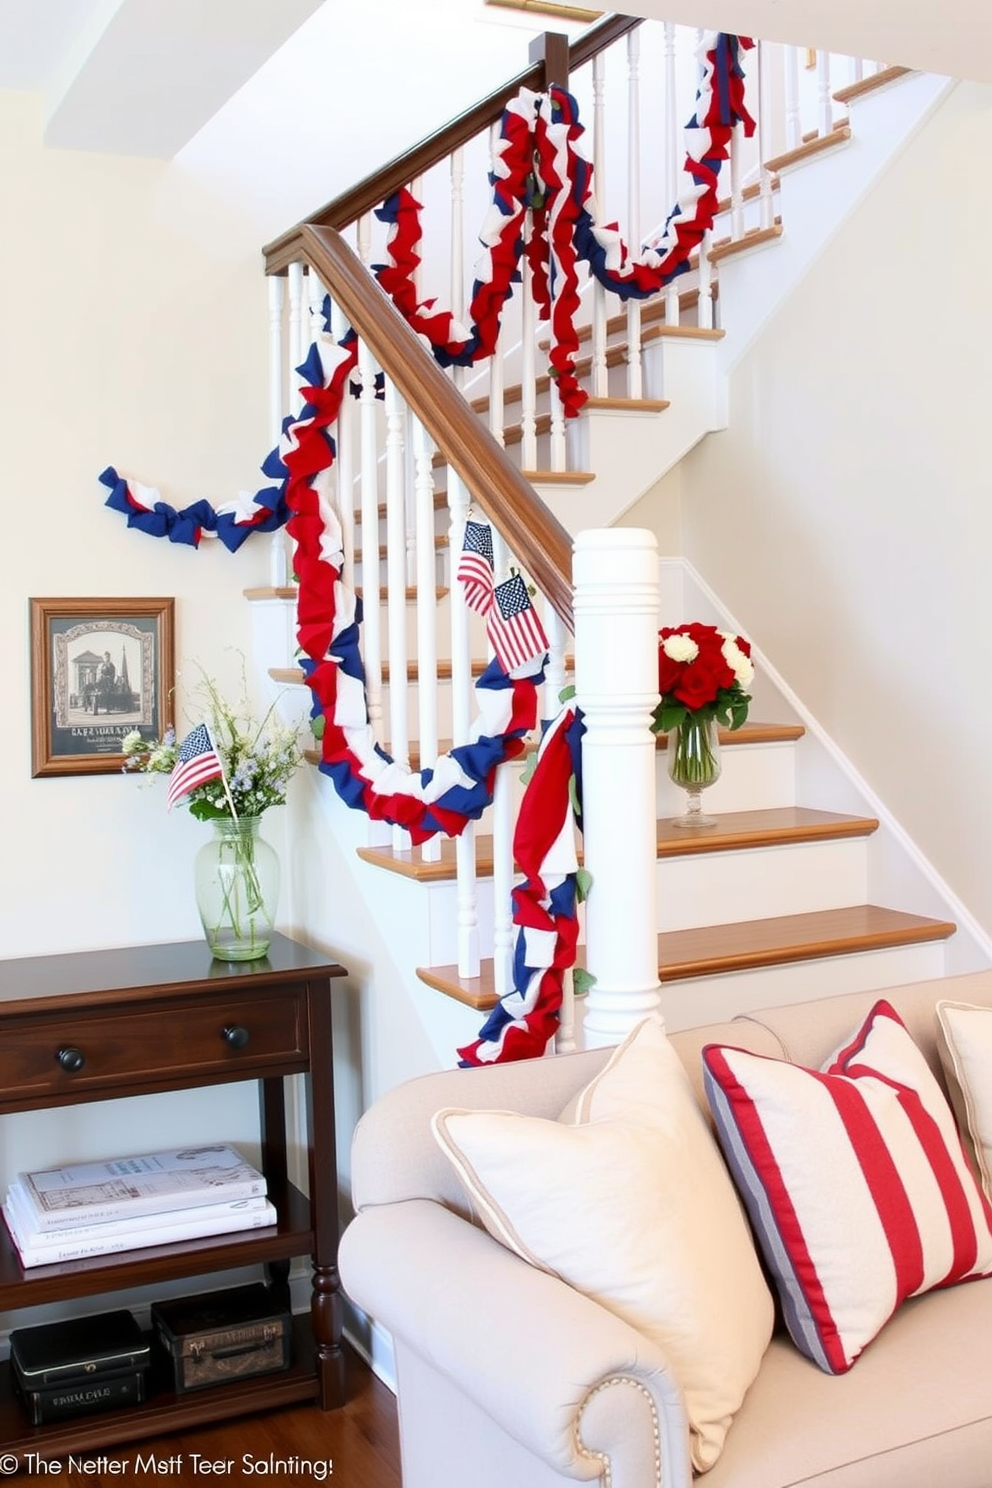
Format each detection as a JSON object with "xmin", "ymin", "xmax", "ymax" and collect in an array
[
  {"xmin": 652, "ymin": 623, "xmax": 754, "ymax": 827},
  {"xmin": 122, "ymin": 668, "xmax": 303, "ymax": 959}
]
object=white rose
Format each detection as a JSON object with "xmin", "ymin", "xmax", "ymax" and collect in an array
[
  {"xmin": 121, "ymin": 730, "xmax": 143, "ymax": 754},
  {"xmin": 720, "ymin": 634, "xmax": 755, "ymax": 688},
  {"xmin": 662, "ymin": 634, "xmax": 699, "ymax": 664}
]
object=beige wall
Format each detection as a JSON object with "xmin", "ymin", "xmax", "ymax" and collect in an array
[{"xmin": 677, "ymin": 79, "xmax": 992, "ymax": 934}]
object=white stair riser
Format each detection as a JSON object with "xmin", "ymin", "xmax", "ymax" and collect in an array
[
  {"xmin": 654, "ymin": 941, "xmax": 949, "ymax": 1033},
  {"xmin": 382, "ymin": 834, "xmax": 869, "ymax": 965},
  {"xmin": 657, "ymin": 739, "xmax": 797, "ymax": 813},
  {"xmin": 658, "ymin": 838, "xmax": 869, "ymax": 930}
]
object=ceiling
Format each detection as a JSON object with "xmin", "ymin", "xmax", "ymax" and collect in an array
[{"xmin": 1, "ymin": 0, "xmax": 990, "ymax": 159}]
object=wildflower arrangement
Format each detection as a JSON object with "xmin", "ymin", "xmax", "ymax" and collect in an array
[
  {"xmin": 121, "ymin": 668, "xmax": 303, "ymax": 820},
  {"xmin": 652, "ymin": 622, "xmax": 754, "ymax": 735}
]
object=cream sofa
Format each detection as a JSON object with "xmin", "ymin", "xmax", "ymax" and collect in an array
[{"xmin": 338, "ymin": 971, "xmax": 992, "ymax": 1488}]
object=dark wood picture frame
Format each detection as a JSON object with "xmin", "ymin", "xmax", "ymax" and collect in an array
[{"xmin": 30, "ymin": 598, "xmax": 175, "ymax": 778}]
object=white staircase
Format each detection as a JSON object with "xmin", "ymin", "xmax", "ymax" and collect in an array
[{"xmin": 250, "ymin": 32, "xmax": 989, "ymax": 1108}]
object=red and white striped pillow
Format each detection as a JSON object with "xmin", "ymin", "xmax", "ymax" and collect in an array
[{"xmin": 703, "ymin": 1000, "xmax": 992, "ymax": 1374}]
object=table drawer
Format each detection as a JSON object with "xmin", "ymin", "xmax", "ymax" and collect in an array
[{"xmin": 0, "ymin": 993, "xmax": 308, "ymax": 1103}]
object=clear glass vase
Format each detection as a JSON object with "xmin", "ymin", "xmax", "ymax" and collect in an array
[
  {"xmin": 667, "ymin": 714, "xmax": 722, "ymax": 828},
  {"xmin": 194, "ymin": 817, "xmax": 280, "ymax": 961}
]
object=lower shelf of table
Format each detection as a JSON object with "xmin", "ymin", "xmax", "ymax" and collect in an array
[{"xmin": 0, "ymin": 1316, "xmax": 319, "ymax": 1461}]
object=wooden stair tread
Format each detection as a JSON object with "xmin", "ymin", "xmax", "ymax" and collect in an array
[
  {"xmin": 356, "ymin": 493, "xmax": 447, "ymax": 524},
  {"xmin": 764, "ymin": 125, "xmax": 852, "ymax": 175},
  {"xmin": 655, "ymin": 806, "xmax": 878, "ymax": 856},
  {"xmin": 358, "ymin": 804, "xmax": 876, "ymax": 884},
  {"xmin": 355, "ymin": 585, "xmax": 449, "ymax": 601},
  {"xmin": 244, "ymin": 586, "xmax": 297, "ymax": 601},
  {"xmin": 355, "ymin": 535, "xmax": 447, "ymax": 563},
  {"xmin": 709, "ymin": 223, "xmax": 783, "ymax": 267},
  {"xmin": 524, "ymin": 470, "xmax": 597, "ymax": 486},
  {"xmin": 833, "ymin": 66, "xmax": 912, "ymax": 106},
  {"xmin": 417, "ymin": 905, "xmax": 957, "ymax": 1011},
  {"xmin": 584, "ymin": 396, "xmax": 670, "ymax": 413},
  {"xmin": 656, "ymin": 720, "xmax": 804, "ymax": 749},
  {"xmin": 657, "ymin": 905, "xmax": 956, "ymax": 983}
]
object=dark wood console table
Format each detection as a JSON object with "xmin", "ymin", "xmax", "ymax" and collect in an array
[{"xmin": 0, "ymin": 933, "xmax": 347, "ymax": 1461}]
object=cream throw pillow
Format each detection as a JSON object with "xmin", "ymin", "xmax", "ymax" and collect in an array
[
  {"xmin": 936, "ymin": 999, "xmax": 992, "ymax": 1196},
  {"xmin": 431, "ymin": 1018, "xmax": 774, "ymax": 1473}
]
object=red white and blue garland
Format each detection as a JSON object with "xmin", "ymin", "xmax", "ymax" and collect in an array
[
  {"xmin": 99, "ymin": 32, "xmax": 754, "ymax": 1060},
  {"xmin": 458, "ymin": 701, "xmax": 585, "ymax": 1066}
]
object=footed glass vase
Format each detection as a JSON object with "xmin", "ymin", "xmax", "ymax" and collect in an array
[
  {"xmin": 668, "ymin": 714, "xmax": 722, "ymax": 828},
  {"xmin": 194, "ymin": 817, "xmax": 279, "ymax": 961}
]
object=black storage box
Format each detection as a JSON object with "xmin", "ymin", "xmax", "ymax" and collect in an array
[
  {"xmin": 9, "ymin": 1309, "xmax": 150, "ymax": 1425},
  {"xmin": 150, "ymin": 1283, "xmax": 291, "ymax": 1393},
  {"xmin": 13, "ymin": 1370, "xmax": 146, "ymax": 1427}
]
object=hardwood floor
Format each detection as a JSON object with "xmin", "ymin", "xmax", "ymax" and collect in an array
[{"xmin": 19, "ymin": 1344, "xmax": 401, "ymax": 1486}]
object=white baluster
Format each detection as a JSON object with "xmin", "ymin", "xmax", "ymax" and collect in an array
[
  {"xmin": 329, "ymin": 299, "xmax": 356, "ymax": 592},
  {"xmin": 817, "ymin": 49, "xmax": 833, "ymax": 138},
  {"xmin": 358, "ymin": 334, "xmax": 384, "ymax": 752},
  {"xmin": 287, "ymin": 261, "xmax": 305, "ymax": 390},
  {"xmin": 446, "ymin": 471, "xmax": 479, "ymax": 979},
  {"xmin": 574, "ymin": 528, "xmax": 662, "ymax": 1046},
  {"xmin": 488, "ymin": 529, "xmax": 516, "ymax": 996},
  {"xmin": 488, "ymin": 123, "xmax": 508, "ymax": 442},
  {"xmin": 491, "ymin": 746, "xmax": 515, "ymax": 1000},
  {"xmin": 784, "ymin": 45, "xmax": 802, "ymax": 151},
  {"xmin": 756, "ymin": 41, "xmax": 776, "ymax": 233},
  {"xmin": 697, "ymin": 228, "xmax": 714, "ymax": 330},
  {"xmin": 520, "ymin": 217, "xmax": 538, "ymax": 472},
  {"xmin": 384, "ymin": 377, "xmax": 410, "ymax": 857},
  {"xmin": 266, "ymin": 274, "xmax": 288, "ymax": 587},
  {"xmin": 556, "ymin": 968, "xmax": 576, "ymax": 1056},
  {"xmin": 450, "ymin": 146, "xmax": 465, "ymax": 329},
  {"xmin": 663, "ymin": 22, "xmax": 680, "ymax": 329},
  {"xmin": 626, "ymin": 27, "xmax": 642, "ymax": 400},
  {"xmin": 590, "ymin": 52, "xmax": 608, "ymax": 398},
  {"xmin": 729, "ymin": 115, "xmax": 744, "ymax": 243},
  {"xmin": 542, "ymin": 602, "xmax": 572, "ymax": 1041},
  {"xmin": 413, "ymin": 416, "xmax": 441, "ymax": 865}
]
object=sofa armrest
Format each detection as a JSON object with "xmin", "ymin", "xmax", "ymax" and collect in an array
[{"xmin": 340, "ymin": 1199, "xmax": 693, "ymax": 1488}]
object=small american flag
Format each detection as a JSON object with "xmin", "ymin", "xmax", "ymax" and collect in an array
[
  {"xmin": 456, "ymin": 520, "xmax": 495, "ymax": 615},
  {"xmin": 487, "ymin": 572, "xmax": 549, "ymax": 671},
  {"xmin": 166, "ymin": 722, "xmax": 225, "ymax": 810}
]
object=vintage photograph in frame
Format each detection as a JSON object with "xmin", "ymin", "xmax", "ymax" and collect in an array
[{"xmin": 30, "ymin": 598, "xmax": 175, "ymax": 777}]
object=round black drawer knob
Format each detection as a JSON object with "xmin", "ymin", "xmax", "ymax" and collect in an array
[
  {"xmin": 56, "ymin": 1046, "xmax": 86, "ymax": 1073},
  {"xmin": 223, "ymin": 1024, "xmax": 250, "ymax": 1050}
]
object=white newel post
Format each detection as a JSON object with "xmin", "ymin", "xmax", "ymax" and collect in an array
[{"xmin": 573, "ymin": 529, "xmax": 662, "ymax": 1046}]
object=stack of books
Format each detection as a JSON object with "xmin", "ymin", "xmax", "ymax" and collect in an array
[{"xmin": 2, "ymin": 1145, "xmax": 276, "ymax": 1268}]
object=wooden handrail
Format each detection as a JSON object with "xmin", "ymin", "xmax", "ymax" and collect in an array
[
  {"xmin": 300, "ymin": 224, "xmax": 574, "ymax": 630},
  {"xmin": 263, "ymin": 13, "xmax": 641, "ymax": 274}
]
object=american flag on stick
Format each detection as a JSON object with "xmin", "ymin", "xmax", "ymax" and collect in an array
[
  {"xmin": 456, "ymin": 520, "xmax": 495, "ymax": 615},
  {"xmin": 487, "ymin": 571, "xmax": 549, "ymax": 672},
  {"xmin": 166, "ymin": 722, "xmax": 225, "ymax": 810}
]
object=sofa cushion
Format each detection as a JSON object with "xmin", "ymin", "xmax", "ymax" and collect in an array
[
  {"xmin": 935, "ymin": 1000, "xmax": 992, "ymax": 1196},
  {"xmin": 431, "ymin": 1017, "xmax": 774, "ymax": 1473},
  {"xmin": 703, "ymin": 1000, "xmax": 992, "ymax": 1376}
]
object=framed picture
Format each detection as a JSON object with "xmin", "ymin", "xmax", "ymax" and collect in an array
[{"xmin": 30, "ymin": 598, "xmax": 175, "ymax": 778}]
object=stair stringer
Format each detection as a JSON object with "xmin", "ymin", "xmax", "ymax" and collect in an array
[{"xmin": 666, "ymin": 556, "xmax": 992, "ymax": 980}]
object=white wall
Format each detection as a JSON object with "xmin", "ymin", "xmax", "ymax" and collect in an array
[
  {"xmin": 0, "ymin": 0, "xmax": 564, "ymax": 1329},
  {"xmin": 675, "ymin": 78, "xmax": 992, "ymax": 937}
]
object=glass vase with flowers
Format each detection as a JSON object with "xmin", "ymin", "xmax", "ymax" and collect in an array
[
  {"xmin": 122, "ymin": 667, "xmax": 303, "ymax": 959},
  {"xmin": 651, "ymin": 623, "xmax": 754, "ymax": 828}
]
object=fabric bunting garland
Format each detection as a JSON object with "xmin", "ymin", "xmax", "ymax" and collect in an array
[
  {"xmin": 98, "ymin": 32, "xmax": 755, "ymax": 1061},
  {"xmin": 458, "ymin": 702, "xmax": 584, "ymax": 1066},
  {"xmin": 371, "ymin": 32, "xmax": 754, "ymax": 417}
]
